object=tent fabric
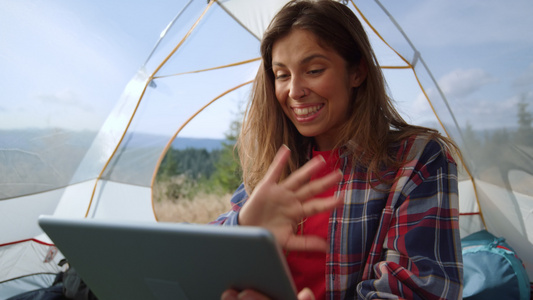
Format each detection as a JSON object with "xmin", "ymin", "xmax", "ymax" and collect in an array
[
  {"xmin": 1, "ymin": 0, "xmax": 532, "ymax": 297},
  {"xmin": 0, "ymin": 238, "xmax": 64, "ymax": 299},
  {"xmin": 0, "ymin": 190, "xmax": 64, "ymax": 245},
  {"xmin": 1, "ymin": 274, "xmax": 59, "ymax": 300}
]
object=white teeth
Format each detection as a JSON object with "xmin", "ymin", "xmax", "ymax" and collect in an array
[{"xmin": 293, "ymin": 105, "xmax": 322, "ymax": 116}]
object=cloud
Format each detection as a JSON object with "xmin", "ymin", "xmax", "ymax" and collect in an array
[
  {"xmin": 513, "ymin": 62, "xmax": 533, "ymax": 89},
  {"xmin": 0, "ymin": 2, "xmax": 136, "ymax": 131},
  {"xmin": 36, "ymin": 89, "xmax": 94, "ymax": 112},
  {"xmin": 464, "ymin": 94, "xmax": 523, "ymax": 128},
  {"xmin": 410, "ymin": 67, "xmax": 497, "ymax": 111},
  {"xmin": 438, "ymin": 68, "xmax": 497, "ymax": 99},
  {"xmin": 406, "ymin": 67, "xmax": 501, "ymax": 129},
  {"xmin": 397, "ymin": 1, "xmax": 533, "ymax": 47}
]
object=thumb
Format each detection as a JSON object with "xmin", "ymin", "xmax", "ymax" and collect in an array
[{"xmin": 297, "ymin": 287, "xmax": 315, "ymax": 300}]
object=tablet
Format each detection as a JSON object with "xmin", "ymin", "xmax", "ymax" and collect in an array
[{"xmin": 38, "ymin": 216, "xmax": 297, "ymax": 300}]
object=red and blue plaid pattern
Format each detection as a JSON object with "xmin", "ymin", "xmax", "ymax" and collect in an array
[{"xmin": 212, "ymin": 135, "xmax": 463, "ymax": 299}]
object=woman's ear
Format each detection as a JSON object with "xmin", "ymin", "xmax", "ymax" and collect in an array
[{"xmin": 350, "ymin": 59, "xmax": 368, "ymax": 88}]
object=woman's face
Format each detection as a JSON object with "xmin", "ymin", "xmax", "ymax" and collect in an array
[{"xmin": 271, "ymin": 29, "xmax": 365, "ymax": 151}]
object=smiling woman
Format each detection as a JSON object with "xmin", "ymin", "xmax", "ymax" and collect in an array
[
  {"xmin": 271, "ymin": 29, "xmax": 366, "ymax": 151},
  {"xmin": 212, "ymin": 1, "xmax": 463, "ymax": 299}
]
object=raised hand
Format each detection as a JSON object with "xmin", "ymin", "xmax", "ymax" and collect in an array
[{"xmin": 238, "ymin": 145, "xmax": 343, "ymax": 253}]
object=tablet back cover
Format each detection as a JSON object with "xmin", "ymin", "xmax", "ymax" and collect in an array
[{"xmin": 39, "ymin": 216, "xmax": 297, "ymax": 300}]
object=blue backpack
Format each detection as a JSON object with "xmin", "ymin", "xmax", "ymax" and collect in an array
[{"xmin": 461, "ymin": 230, "xmax": 531, "ymax": 300}]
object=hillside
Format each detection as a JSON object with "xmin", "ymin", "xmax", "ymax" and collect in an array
[{"xmin": 0, "ymin": 128, "xmax": 225, "ymax": 199}]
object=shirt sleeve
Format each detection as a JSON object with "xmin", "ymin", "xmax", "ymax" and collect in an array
[
  {"xmin": 209, "ymin": 183, "xmax": 248, "ymax": 226},
  {"xmin": 357, "ymin": 140, "xmax": 464, "ymax": 300}
]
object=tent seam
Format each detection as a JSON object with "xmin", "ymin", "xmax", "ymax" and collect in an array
[
  {"xmin": 149, "ymin": 80, "xmax": 253, "ymax": 221},
  {"xmin": 85, "ymin": 1, "xmax": 216, "ymax": 218}
]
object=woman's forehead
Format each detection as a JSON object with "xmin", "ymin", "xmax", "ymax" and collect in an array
[{"xmin": 271, "ymin": 29, "xmax": 337, "ymax": 63}]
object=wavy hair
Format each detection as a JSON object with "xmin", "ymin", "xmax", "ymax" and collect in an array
[{"xmin": 238, "ymin": 0, "xmax": 457, "ymax": 193}]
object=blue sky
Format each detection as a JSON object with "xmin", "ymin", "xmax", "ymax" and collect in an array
[
  {"xmin": 385, "ymin": 0, "xmax": 533, "ymax": 130},
  {"xmin": 0, "ymin": 0, "xmax": 182, "ymax": 131},
  {"xmin": 1, "ymin": 0, "xmax": 532, "ymax": 138}
]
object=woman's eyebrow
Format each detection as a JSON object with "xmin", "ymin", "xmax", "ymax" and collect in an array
[
  {"xmin": 272, "ymin": 54, "xmax": 330, "ymax": 68},
  {"xmin": 300, "ymin": 54, "xmax": 329, "ymax": 64}
]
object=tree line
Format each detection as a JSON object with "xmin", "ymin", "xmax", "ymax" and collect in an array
[
  {"xmin": 156, "ymin": 120, "xmax": 242, "ymax": 201},
  {"xmin": 156, "ymin": 99, "xmax": 532, "ymax": 200},
  {"xmin": 461, "ymin": 98, "xmax": 533, "ymax": 182}
]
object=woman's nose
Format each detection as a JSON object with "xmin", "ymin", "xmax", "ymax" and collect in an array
[{"xmin": 288, "ymin": 77, "xmax": 307, "ymax": 99}]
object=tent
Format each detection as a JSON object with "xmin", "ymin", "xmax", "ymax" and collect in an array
[{"xmin": 1, "ymin": 0, "xmax": 532, "ymax": 298}]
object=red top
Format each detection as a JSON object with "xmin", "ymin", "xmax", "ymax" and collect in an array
[{"xmin": 286, "ymin": 149, "xmax": 340, "ymax": 300}]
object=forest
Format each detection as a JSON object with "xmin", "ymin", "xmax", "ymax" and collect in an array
[
  {"xmin": 461, "ymin": 99, "xmax": 533, "ymax": 189},
  {"xmin": 154, "ymin": 120, "xmax": 242, "ymax": 202},
  {"xmin": 154, "ymin": 100, "xmax": 533, "ymax": 205}
]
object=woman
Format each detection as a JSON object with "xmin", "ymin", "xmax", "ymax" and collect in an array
[{"xmin": 214, "ymin": 0, "xmax": 463, "ymax": 299}]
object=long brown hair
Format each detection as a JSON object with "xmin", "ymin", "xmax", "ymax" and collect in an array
[{"xmin": 238, "ymin": 0, "xmax": 457, "ymax": 193}]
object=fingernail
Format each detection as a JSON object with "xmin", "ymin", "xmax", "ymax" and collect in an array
[
  {"xmin": 298, "ymin": 287, "xmax": 315, "ymax": 300},
  {"xmin": 221, "ymin": 290, "xmax": 238, "ymax": 300},
  {"xmin": 237, "ymin": 290, "xmax": 258, "ymax": 300},
  {"xmin": 282, "ymin": 144, "xmax": 290, "ymax": 151}
]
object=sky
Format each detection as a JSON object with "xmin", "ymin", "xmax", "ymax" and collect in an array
[
  {"xmin": 0, "ymin": 0, "xmax": 183, "ymax": 132},
  {"xmin": 1, "ymin": 0, "xmax": 532, "ymax": 139},
  {"xmin": 383, "ymin": 0, "xmax": 533, "ymax": 131}
]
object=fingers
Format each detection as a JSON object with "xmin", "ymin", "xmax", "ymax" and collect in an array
[
  {"xmin": 297, "ymin": 288, "xmax": 316, "ymax": 300},
  {"xmin": 221, "ymin": 289, "xmax": 239, "ymax": 300},
  {"xmin": 301, "ymin": 194, "xmax": 344, "ymax": 218},
  {"xmin": 221, "ymin": 289, "xmax": 271, "ymax": 300},
  {"xmin": 282, "ymin": 155, "xmax": 326, "ymax": 191},
  {"xmin": 285, "ymin": 194, "xmax": 344, "ymax": 252},
  {"xmin": 263, "ymin": 146, "xmax": 343, "ymax": 201},
  {"xmin": 263, "ymin": 145, "xmax": 291, "ymax": 184},
  {"xmin": 294, "ymin": 169, "xmax": 343, "ymax": 201},
  {"xmin": 221, "ymin": 287, "xmax": 315, "ymax": 300}
]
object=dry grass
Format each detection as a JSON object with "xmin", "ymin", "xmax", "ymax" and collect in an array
[
  {"xmin": 152, "ymin": 176, "xmax": 236, "ymax": 224},
  {"xmin": 154, "ymin": 193, "xmax": 232, "ymax": 224}
]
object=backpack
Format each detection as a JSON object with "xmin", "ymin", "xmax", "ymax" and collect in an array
[
  {"xmin": 56, "ymin": 259, "xmax": 98, "ymax": 300},
  {"xmin": 5, "ymin": 263, "xmax": 97, "ymax": 300},
  {"xmin": 461, "ymin": 230, "xmax": 531, "ymax": 300}
]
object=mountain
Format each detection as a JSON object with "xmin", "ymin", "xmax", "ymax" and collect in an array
[
  {"xmin": 0, "ymin": 129, "xmax": 226, "ymax": 151},
  {"xmin": 171, "ymin": 136, "xmax": 227, "ymax": 151}
]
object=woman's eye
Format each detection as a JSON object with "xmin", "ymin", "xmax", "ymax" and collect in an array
[
  {"xmin": 275, "ymin": 73, "xmax": 289, "ymax": 80},
  {"xmin": 308, "ymin": 69, "xmax": 325, "ymax": 75}
]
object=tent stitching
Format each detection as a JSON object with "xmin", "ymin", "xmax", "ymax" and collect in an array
[
  {"xmin": 84, "ymin": 1, "xmax": 216, "ymax": 218},
  {"xmin": 149, "ymin": 80, "xmax": 253, "ymax": 220}
]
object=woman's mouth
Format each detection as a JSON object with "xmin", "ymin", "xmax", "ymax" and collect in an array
[{"xmin": 292, "ymin": 104, "xmax": 324, "ymax": 121}]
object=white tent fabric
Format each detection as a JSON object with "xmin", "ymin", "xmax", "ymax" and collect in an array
[{"xmin": 1, "ymin": 0, "xmax": 532, "ymax": 298}]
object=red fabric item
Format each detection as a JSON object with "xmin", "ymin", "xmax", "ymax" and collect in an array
[{"xmin": 286, "ymin": 149, "xmax": 340, "ymax": 300}]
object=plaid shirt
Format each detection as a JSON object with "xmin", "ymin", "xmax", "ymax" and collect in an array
[{"xmin": 212, "ymin": 135, "xmax": 463, "ymax": 299}]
